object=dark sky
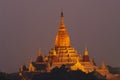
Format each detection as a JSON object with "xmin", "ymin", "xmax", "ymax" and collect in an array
[{"xmin": 0, "ymin": 0, "xmax": 120, "ymax": 73}]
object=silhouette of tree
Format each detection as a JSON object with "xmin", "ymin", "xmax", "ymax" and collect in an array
[{"xmin": 0, "ymin": 72, "xmax": 10, "ymax": 80}]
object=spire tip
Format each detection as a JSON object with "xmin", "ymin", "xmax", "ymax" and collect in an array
[
  {"xmin": 61, "ymin": 9, "xmax": 64, "ymax": 17},
  {"xmin": 38, "ymin": 48, "xmax": 42, "ymax": 56}
]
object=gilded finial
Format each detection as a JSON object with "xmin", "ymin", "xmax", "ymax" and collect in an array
[
  {"xmin": 61, "ymin": 8, "xmax": 64, "ymax": 17},
  {"xmin": 38, "ymin": 48, "xmax": 42, "ymax": 56},
  {"xmin": 84, "ymin": 45, "xmax": 88, "ymax": 55}
]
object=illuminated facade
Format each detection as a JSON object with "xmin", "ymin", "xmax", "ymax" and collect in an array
[
  {"xmin": 19, "ymin": 12, "xmax": 109, "ymax": 76},
  {"xmin": 47, "ymin": 12, "xmax": 80, "ymax": 66}
]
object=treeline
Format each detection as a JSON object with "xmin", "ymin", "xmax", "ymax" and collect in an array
[
  {"xmin": 21, "ymin": 65, "xmax": 106, "ymax": 80},
  {"xmin": 1, "ymin": 65, "xmax": 120, "ymax": 80},
  {"xmin": 0, "ymin": 72, "xmax": 20, "ymax": 80},
  {"xmin": 0, "ymin": 72, "xmax": 10, "ymax": 80},
  {"xmin": 107, "ymin": 65, "xmax": 120, "ymax": 74},
  {"xmin": 3, "ymin": 65, "xmax": 120, "ymax": 80}
]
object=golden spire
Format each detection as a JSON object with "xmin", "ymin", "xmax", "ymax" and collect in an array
[
  {"xmin": 83, "ymin": 46, "xmax": 90, "ymax": 62},
  {"xmin": 38, "ymin": 48, "xmax": 42, "ymax": 56},
  {"xmin": 55, "ymin": 11, "xmax": 71, "ymax": 47},
  {"xmin": 60, "ymin": 11, "xmax": 64, "ymax": 26},
  {"xmin": 100, "ymin": 61, "xmax": 106, "ymax": 69},
  {"xmin": 84, "ymin": 47, "xmax": 88, "ymax": 55}
]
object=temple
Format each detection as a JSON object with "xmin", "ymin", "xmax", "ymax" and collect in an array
[
  {"xmin": 19, "ymin": 12, "xmax": 109, "ymax": 76},
  {"xmin": 47, "ymin": 11, "xmax": 80, "ymax": 66}
]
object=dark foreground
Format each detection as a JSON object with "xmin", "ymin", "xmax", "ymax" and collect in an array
[
  {"xmin": 0, "ymin": 70, "xmax": 106, "ymax": 80},
  {"xmin": 0, "ymin": 65, "xmax": 120, "ymax": 80}
]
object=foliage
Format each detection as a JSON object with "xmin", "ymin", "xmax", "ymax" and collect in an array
[
  {"xmin": 0, "ymin": 72, "xmax": 10, "ymax": 80},
  {"xmin": 21, "ymin": 65, "xmax": 106, "ymax": 80},
  {"xmin": 0, "ymin": 65, "xmax": 107, "ymax": 80}
]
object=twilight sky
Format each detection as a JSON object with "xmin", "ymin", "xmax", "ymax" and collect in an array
[{"xmin": 0, "ymin": 0, "xmax": 120, "ymax": 73}]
